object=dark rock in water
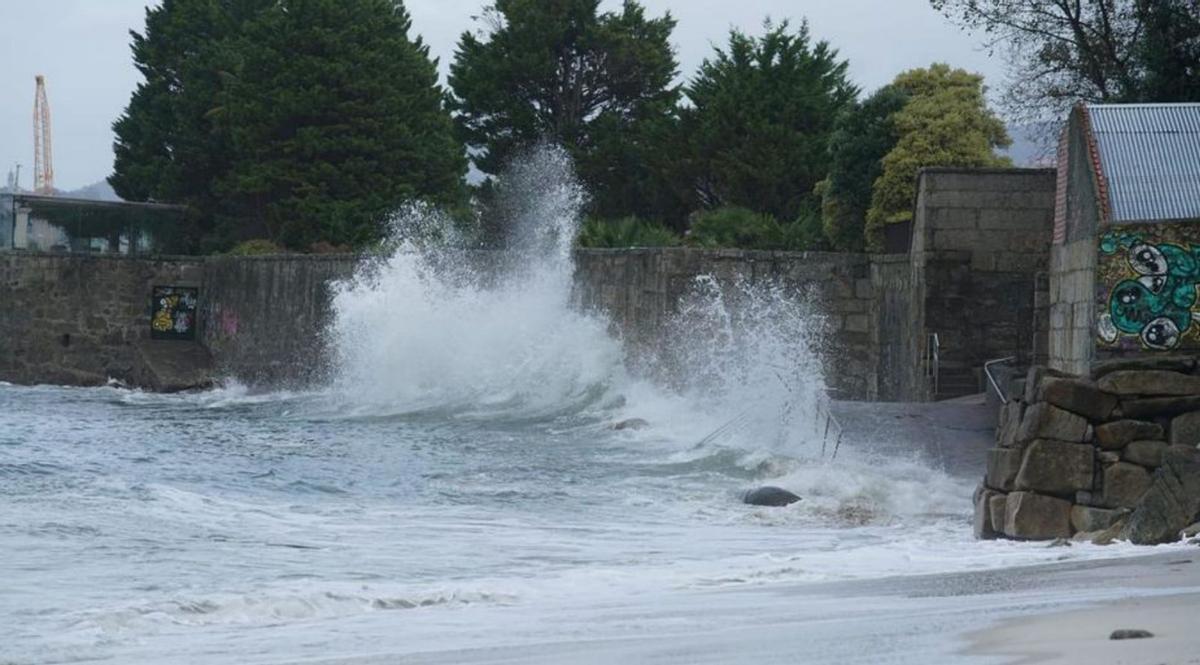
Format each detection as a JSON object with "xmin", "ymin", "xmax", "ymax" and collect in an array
[
  {"xmin": 742, "ymin": 486, "xmax": 801, "ymax": 507},
  {"xmin": 612, "ymin": 418, "xmax": 650, "ymax": 431},
  {"xmin": 1110, "ymin": 629, "xmax": 1154, "ymax": 640}
]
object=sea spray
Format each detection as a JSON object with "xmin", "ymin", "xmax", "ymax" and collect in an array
[
  {"xmin": 327, "ymin": 144, "xmax": 832, "ymax": 461},
  {"xmin": 662, "ymin": 274, "xmax": 828, "ymax": 453},
  {"xmin": 328, "ymin": 147, "xmax": 627, "ymax": 419}
]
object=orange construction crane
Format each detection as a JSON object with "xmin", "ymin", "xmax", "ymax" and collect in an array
[{"xmin": 33, "ymin": 75, "xmax": 54, "ymax": 195}]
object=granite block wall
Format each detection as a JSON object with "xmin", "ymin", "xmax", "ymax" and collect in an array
[
  {"xmin": 912, "ymin": 168, "xmax": 1058, "ymax": 398},
  {"xmin": 201, "ymin": 255, "xmax": 358, "ymax": 385},
  {"xmin": 977, "ymin": 359, "xmax": 1200, "ymax": 545},
  {"xmin": 0, "ymin": 253, "xmax": 205, "ymax": 385},
  {"xmin": 572, "ymin": 249, "xmax": 882, "ymax": 400},
  {"xmin": 0, "ymin": 166, "xmax": 1057, "ymax": 400}
]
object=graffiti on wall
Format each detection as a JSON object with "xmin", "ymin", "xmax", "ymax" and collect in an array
[
  {"xmin": 151, "ymin": 286, "xmax": 198, "ymax": 340},
  {"xmin": 1097, "ymin": 227, "xmax": 1200, "ymax": 351}
]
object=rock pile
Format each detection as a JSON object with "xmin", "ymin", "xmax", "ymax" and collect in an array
[{"xmin": 975, "ymin": 357, "xmax": 1200, "ymax": 545}]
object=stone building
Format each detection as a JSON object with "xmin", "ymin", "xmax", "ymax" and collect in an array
[
  {"xmin": 1049, "ymin": 103, "xmax": 1200, "ymax": 375},
  {"xmin": 978, "ymin": 103, "xmax": 1200, "ymax": 544}
]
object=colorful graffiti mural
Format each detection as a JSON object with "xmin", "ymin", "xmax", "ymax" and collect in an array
[
  {"xmin": 1097, "ymin": 226, "xmax": 1200, "ymax": 351},
  {"xmin": 151, "ymin": 286, "xmax": 198, "ymax": 340}
]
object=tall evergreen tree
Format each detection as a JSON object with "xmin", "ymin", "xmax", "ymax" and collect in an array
[
  {"xmin": 448, "ymin": 0, "xmax": 681, "ymax": 224},
  {"xmin": 818, "ymin": 85, "xmax": 909, "ymax": 252},
  {"xmin": 110, "ymin": 0, "xmax": 264, "ymax": 226},
  {"xmin": 679, "ymin": 20, "xmax": 857, "ymax": 225},
  {"xmin": 110, "ymin": 0, "xmax": 465, "ymax": 251}
]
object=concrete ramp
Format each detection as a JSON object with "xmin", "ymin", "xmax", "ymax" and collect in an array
[
  {"xmin": 130, "ymin": 340, "xmax": 215, "ymax": 393},
  {"xmin": 832, "ymin": 394, "xmax": 996, "ymax": 478}
]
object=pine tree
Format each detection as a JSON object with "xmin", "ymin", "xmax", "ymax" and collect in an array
[
  {"xmin": 448, "ymin": 0, "xmax": 681, "ymax": 224},
  {"xmin": 818, "ymin": 86, "xmax": 909, "ymax": 252},
  {"xmin": 679, "ymin": 20, "xmax": 857, "ymax": 226},
  {"xmin": 110, "ymin": 0, "xmax": 465, "ymax": 251}
]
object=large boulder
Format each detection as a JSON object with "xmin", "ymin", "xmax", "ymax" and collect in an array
[
  {"xmin": 741, "ymin": 486, "xmax": 801, "ymax": 507},
  {"xmin": 1096, "ymin": 370, "xmax": 1200, "ymax": 396},
  {"xmin": 986, "ymin": 448, "xmax": 1023, "ymax": 491},
  {"xmin": 1169, "ymin": 410, "xmax": 1200, "ymax": 447},
  {"xmin": 996, "ymin": 400, "xmax": 1025, "ymax": 448},
  {"xmin": 975, "ymin": 488, "xmax": 1000, "ymax": 539},
  {"xmin": 1014, "ymin": 439, "xmax": 1095, "ymax": 495},
  {"xmin": 1070, "ymin": 505, "xmax": 1127, "ymax": 533},
  {"xmin": 1094, "ymin": 420, "xmax": 1164, "ymax": 450},
  {"xmin": 988, "ymin": 494, "xmax": 1008, "ymax": 536},
  {"xmin": 1100, "ymin": 462, "xmax": 1153, "ymax": 509},
  {"xmin": 1091, "ymin": 356, "xmax": 1196, "ymax": 380},
  {"xmin": 1123, "ymin": 448, "xmax": 1200, "ymax": 545},
  {"xmin": 1122, "ymin": 440, "xmax": 1169, "ymax": 468},
  {"xmin": 1004, "ymin": 491, "xmax": 1072, "ymax": 540},
  {"xmin": 1037, "ymin": 377, "xmax": 1118, "ymax": 421},
  {"xmin": 1120, "ymin": 396, "xmax": 1200, "ymax": 419},
  {"xmin": 1024, "ymin": 366, "xmax": 1068, "ymax": 404},
  {"xmin": 1016, "ymin": 403, "xmax": 1089, "ymax": 443}
]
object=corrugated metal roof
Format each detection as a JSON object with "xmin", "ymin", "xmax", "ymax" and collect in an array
[{"xmin": 1087, "ymin": 103, "xmax": 1200, "ymax": 222}]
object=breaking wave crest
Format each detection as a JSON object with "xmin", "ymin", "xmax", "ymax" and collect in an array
[
  {"xmin": 326, "ymin": 145, "xmax": 833, "ymax": 457},
  {"xmin": 328, "ymin": 147, "xmax": 628, "ymax": 420}
]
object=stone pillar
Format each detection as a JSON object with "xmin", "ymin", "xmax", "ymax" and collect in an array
[{"xmin": 13, "ymin": 206, "xmax": 29, "ymax": 249}]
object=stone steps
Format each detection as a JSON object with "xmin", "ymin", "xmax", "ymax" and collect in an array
[{"xmin": 936, "ymin": 365, "xmax": 979, "ymax": 401}]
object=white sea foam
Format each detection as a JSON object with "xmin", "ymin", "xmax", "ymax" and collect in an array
[{"xmin": 327, "ymin": 147, "xmax": 628, "ymax": 420}]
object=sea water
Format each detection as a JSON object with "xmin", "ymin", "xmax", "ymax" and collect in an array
[{"xmin": 0, "ymin": 149, "xmax": 1151, "ymax": 664}]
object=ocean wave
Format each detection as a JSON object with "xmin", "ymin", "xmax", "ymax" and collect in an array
[{"xmin": 80, "ymin": 586, "xmax": 518, "ymax": 633}]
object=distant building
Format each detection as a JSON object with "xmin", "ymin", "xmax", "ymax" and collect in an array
[
  {"xmin": 1048, "ymin": 103, "xmax": 1200, "ymax": 374},
  {"xmin": 1, "ymin": 193, "xmax": 189, "ymax": 255}
]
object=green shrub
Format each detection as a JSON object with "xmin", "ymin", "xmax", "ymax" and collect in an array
[
  {"xmin": 578, "ymin": 217, "xmax": 681, "ymax": 248},
  {"xmin": 226, "ymin": 239, "xmax": 285, "ymax": 256},
  {"xmin": 687, "ymin": 206, "xmax": 831, "ymax": 251},
  {"xmin": 687, "ymin": 207, "xmax": 785, "ymax": 250}
]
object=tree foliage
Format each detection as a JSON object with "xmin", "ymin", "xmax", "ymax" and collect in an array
[
  {"xmin": 678, "ymin": 21, "xmax": 857, "ymax": 225},
  {"xmin": 818, "ymin": 85, "xmax": 909, "ymax": 252},
  {"xmin": 865, "ymin": 65, "xmax": 1011, "ymax": 250},
  {"xmin": 449, "ymin": 0, "xmax": 681, "ymax": 223},
  {"xmin": 110, "ymin": 0, "xmax": 465, "ymax": 251},
  {"xmin": 931, "ymin": 0, "xmax": 1200, "ymax": 119}
]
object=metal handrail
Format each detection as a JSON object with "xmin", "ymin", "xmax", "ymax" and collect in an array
[
  {"xmin": 925, "ymin": 333, "xmax": 940, "ymax": 399},
  {"xmin": 818, "ymin": 403, "xmax": 845, "ymax": 461},
  {"xmin": 984, "ymin": 356, "xmax": 1017, "ymax": 404}
]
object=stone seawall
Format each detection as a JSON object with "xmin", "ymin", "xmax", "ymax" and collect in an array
[
  {"xmin": 202, "ymin": 255, "xmax": 358, "ymax": 385},
  {"xmin": 573, "ymin": 249, "xmax": 888, "ymax": 400},
  {"xmin": 0, "ymin": 253, "xmax": 205, "ymax": 386},
  {"xmin": 1, "ymin": 249, "xmax": 916, "ymax": 399}
]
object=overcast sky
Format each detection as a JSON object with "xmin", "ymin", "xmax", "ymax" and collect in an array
[{"xmin": 0, "ymin": 0, "xmax": 1003, "ymax": 191}]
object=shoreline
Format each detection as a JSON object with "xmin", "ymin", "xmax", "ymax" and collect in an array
[
  {"xmin": 968, "ymin": 592, "xmax": 1200, "ymax": 664},
  {"xmin": 286, "ymin": 550, "xmax": 1200, "ymax": 665},
  {"xmin": 965, "ymin": 553, "xmax": 1200, "ymax": 664}
]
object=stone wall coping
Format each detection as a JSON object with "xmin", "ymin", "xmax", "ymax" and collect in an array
[
  {"xmin": 918, "ymin": 166, "xmax": 1058, "ymax": 177},
  {"xmin": 6, "ymin": 248, "xmax": 890, "ymax": 264},
  {"xmin": 2, "ymin": 250, "xmax": 207, "ymax": 263}
]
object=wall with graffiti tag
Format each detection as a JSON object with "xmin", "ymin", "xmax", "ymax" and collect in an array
[{"xmin": 1097, "ymin": 222, "xmax": 1200, "ymax": 354}]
